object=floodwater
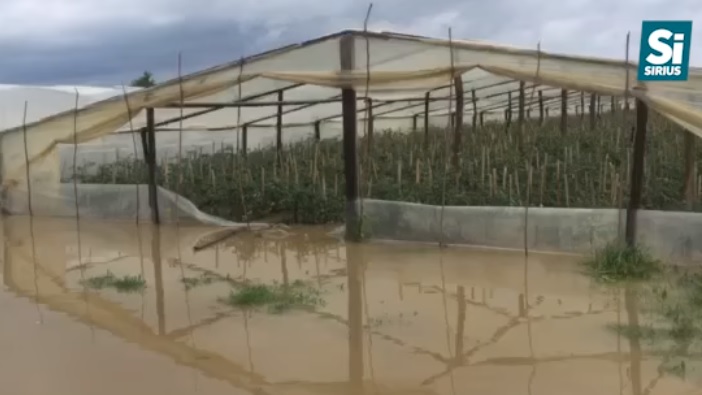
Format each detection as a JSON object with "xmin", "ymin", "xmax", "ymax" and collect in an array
[{"xmin": 1, "ymin": 216, "xmax": 701, "ymax": 395}]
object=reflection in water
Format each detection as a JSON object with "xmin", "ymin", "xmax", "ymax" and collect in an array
[
  {"xmin": 0, "ymin": 216, "xmax": 701, "ymax": 395},
  {"xmin": 152, "ymin": 225, "xmax": 166, "ymax": 335},
  {"xmin": 347, "ymin": 243, "xmax": 364, "ymax": 393},
  {"xmin": 625, "ymin": 286, "xmax": 643, "ymax": 395}
]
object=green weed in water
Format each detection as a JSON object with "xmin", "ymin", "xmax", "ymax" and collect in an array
[
  {"xmin": 582, "ymin": 242, "xmax": 662, "ymax": 282},
  {"xmin": 81, "ymin": 271, "xmax": 146, "ymax": 293},
  {"xmin": 606, "ymin": 272, "xmax": 702, "ymax": 380},
  {"xmin": 221, "ymin": 279, "xmax": 324, "ymax": 313}
]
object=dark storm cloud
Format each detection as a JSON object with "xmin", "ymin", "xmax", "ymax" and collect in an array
[
  {"xmin": 0, "ymin": 0, "xmax": 700, "ymax": 85},
  {"xmin": 0, "ymin": 21, "xmax": 268, "ymax": 84}
]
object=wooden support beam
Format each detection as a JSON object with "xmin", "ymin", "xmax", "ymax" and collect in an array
[
  {"xmin": 276, "ymin": 90, "xmax": 283, "ymax": 163},
  {"xmin": 538, "ymin": 90, "xmax": 544, "ymax": 124},
  {"xmin": 453, "ymin": 76, "xmax": 464, "ymax": 167},
  {"xmin": 145, "ymin": 107, "xmax": 160, "ymax": 224},
  {"xmin": 412, "ymin": 114, "xmax": 418, "ymax": 132},
  {"xmin": 625, "ymin": 99, "xmax": 649, "ymax": 246},
  {"xmin": 518, "ymin": 81, "xmax": 525, "ymax": 129},
  {"xmin": 161, "ymin": 98, "xmax": 341, "ymax": 108},
  {"xmin": 241, "ymin": 125, "xmax": 248, "ymax": 157},
  {"xmin": 589, "ymin": 93, "xmax": 596, "ymax": 130},
  {"xmin": 684, "ymin": 130, "xmax": 697, "ymax": 209},
  {"xmin": 580, "ymin": 91, "xmax": 585, "ymax": 120},
  {"xmin": 479, "ymin": 111, "xmax": 484, "ymax": 127},
  {"xmin": 505, "ymin": 91, "xmax": 512, "ymax": 132},
  {"xmin": 560, "ymin": 89, "xmax": 568, "ymax": 135},
  {"xmin": 471, "ymin": 89, "xmax": 478, "ymax": 129},
  {"xmin": 340, "ymin": 34, "xmax": 360, "ymax": 241},
  {"xmin": 366, "ymin": 98, "xmax": 374, "ymax": 154},
  {"xmin": 314, "ymin": 121, "xmax": 321, "ymax": 141},
  {"xmin": 424, "ymin": 91, "xmax": 430, "ymax": 147},
  {"xmin": 152, "ymin": 83, "xmax": 303, "ymax": 128},
  {"xmin": 611, "ymin": 96, "xmax": 616, "ymax": 113}
]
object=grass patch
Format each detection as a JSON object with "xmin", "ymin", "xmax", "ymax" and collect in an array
[
  {"xmin": 81, "ymin": 271, "xmax": 146, "ymax": 293},
  {"xmin": 220, "ymin": 279, "xmax": 324, "ymax": 313},
  {"xmin": 582, "ymin": 242, "xmax": 662, "ymax": 282}
]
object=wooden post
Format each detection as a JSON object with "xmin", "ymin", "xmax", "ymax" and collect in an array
[
  {"xmin": 538, "ymin": 90, "xmax": 544, "ymax": 124},
  {"xmin": 412, "ymin": 114, "xmax": 418, "ymax": 132},
  {"xmin": 471, "ymin": 89, "xmax": 478, "ymax": 130},
  {"xmin": 423, "ymin": 91, "xmax": 430, "ymax": 147},
  {"xmin": 505, "ymin": 91, "xmax": 512, "ymax": 132},
  {"xmin": 597, "ymin": 95, "xmax": 602, "ymax": 117},
  {"xmin": 560, "ymin": 89, "xmax": 568, "ymax": 135},
  {"xmin": 144, "ymin": 107, "xmax": 160, "ymax": 224},
  {"xmin": 340, "ymin": 34, "xmax": 360, "ymax": 241},
  {"xmin": 276, "ymin": 90, "xmax": 283, "ymax": 164},
  {"xmin": 453, "ymin": 76, "xmax": 464, "ymax": 167},
  {"xmin": 518, "ymin": 81, "xmax": 525, "ymax": 128},
  {"xmin": 479, "ymin": 111, "xmax": 484, "ymax": 127},
  {"xmin": 241, "ymin": 125, "xmax": 248, "ymax": 157},
  {"xmin": 366, "ymin": 98, "xmax": 374, "ymax": 154},
  {"xmin": 545, "ymin": 108, "xmax": 550, "ymax": 118},
  {"xmin": 589, "ymin": 93, "xmax": 596, "ymax": 130},
  {"xmin": 314, "ymin": 120, "xmax": 321, "ymax": 141},
  {"xmin": 625, "ymin": 99, "xmax": 649, "ymax": 246},
  {"xmin": 684, "ymin": 130, "xmax": 697, "ymax": 209},
  {"xmin": 611, "ymin": 96, "xmax": 616, "ymax": 113},
  {"xmin": 580, "ymin": 91, "xmax": 585, "ymax": 120}
]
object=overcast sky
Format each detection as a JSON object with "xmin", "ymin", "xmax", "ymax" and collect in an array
[{"xmin": 1, "ymin": 0, "xmax": 700, "ymax": 85}]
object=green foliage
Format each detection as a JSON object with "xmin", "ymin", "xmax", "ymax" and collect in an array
[
  {"xmin": 80, "ymin": 271, "xmax": 146, "ymax": 293},
  {"xmin": 74, "ymin": 110, "xmax": 702, "ymax": 224},
  {"xmin": 131, "ymin": 71, "xmax": 156, "ymax": 88},
  {"xmin": 582, "ymin": 242, "xmax": 662, "ymax": 282},
  {"xmin": 606, "ymin": 271, "xmax": 702, "ymax": 379},
  {"xmin": 221, "ymin": 279, "xmax": 325, "ymax": 313}
]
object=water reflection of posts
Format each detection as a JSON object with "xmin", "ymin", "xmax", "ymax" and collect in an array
[
  {"xmin": 455, "ymin": 286, "xmax": 467, "ymax": 364},
  {"xmin": 151, "ymin": 225, "xmax": 166, "ymax": 335},
  {"xmin": 280, "ymin": 243, "xmax": 289, "ymax": 287},
  {"xmin": 624, "ymin": 286, "xmax": 642, "ymax": 395},
  {"xmin": 347, "ymin": 244, "xmax": 365, "ymax": 392}
]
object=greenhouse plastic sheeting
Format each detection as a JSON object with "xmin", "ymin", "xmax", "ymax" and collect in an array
[
  {"xmin": 1, "ymin": 183, "xmax": 257, "ymax": 227},
  {"xmin": 2, "ymin": 30, "xmax": 702, "ymax": 195},
  {"xmin": 358, "ymin": 199, "xmax": 702, "ymax": 262}
]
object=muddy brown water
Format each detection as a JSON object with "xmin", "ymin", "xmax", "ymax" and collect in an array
[{"xmin": 1, "ymin": 216, "xmax": 700, "ymax": 395}]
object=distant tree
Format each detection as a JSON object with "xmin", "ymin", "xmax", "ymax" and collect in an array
[{"xmin": 131, "ymin": 71, "xmax": 156, "ymax": 88}]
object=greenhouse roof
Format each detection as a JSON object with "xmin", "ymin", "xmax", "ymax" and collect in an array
[{"xmin": 1, "ymin": 29, "xmax": 701, "ymax": 186}]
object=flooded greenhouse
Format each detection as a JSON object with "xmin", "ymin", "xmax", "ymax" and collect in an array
[{"xmin": 1, "ymin": 29, "xmax": 702, "ymax": 394}]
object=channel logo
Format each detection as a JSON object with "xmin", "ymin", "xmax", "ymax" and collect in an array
[{"xmin": 638, "ymin": 21, "xmax": 693, "ymax": 81}]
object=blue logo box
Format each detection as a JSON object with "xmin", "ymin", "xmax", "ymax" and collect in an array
[{"xmin": 638, "ymin": 21, "xmax": 693, "ymax": 81}]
